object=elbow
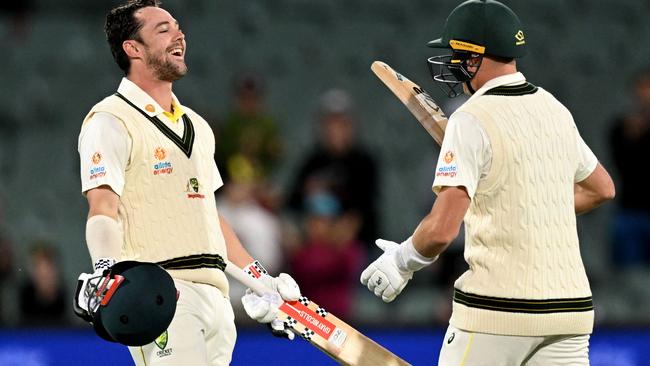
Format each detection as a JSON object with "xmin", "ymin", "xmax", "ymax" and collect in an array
[{"xmin": 600, "ymin": 180, "xmax": 616, "ymax": 203}]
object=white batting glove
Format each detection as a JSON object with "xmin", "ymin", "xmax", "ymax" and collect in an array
[
  {"xmin": 360, "ymin": 238, "xmax": 437, "ymax": 303},
  {"xmin": 241, "ymin": 261, "xmax": 301, "ymax": 340},
  {"xmin": 73, "ymin": 258, "xmax": 117, "ymax": 321}
]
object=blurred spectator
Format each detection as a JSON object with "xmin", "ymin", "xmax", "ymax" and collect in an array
[
  {"xmin": 608, "ymin": 69, "xmax": 650, "ymax": 268},
  {"xmin": 287, "ymin": 89, "xmax": 379, "ymax": 247},
  {"xmin": 216, "ymin": 73, "xmax": 283, "ymax": 185},
  {"xmin": 289, "ymin": 191, "xmax": 364, "ymax": 321},
  {"xmin": 18, "ymin": 242, "xmax": 68, "ymax": 327},
  {"xmin": 0, "ymin": 0, "xmax": 35, "ymax": 41}
]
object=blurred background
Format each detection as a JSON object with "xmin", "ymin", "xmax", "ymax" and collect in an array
[{"xmin": 1, "ymin": 0, "xmax": 650, "ymax": 365}]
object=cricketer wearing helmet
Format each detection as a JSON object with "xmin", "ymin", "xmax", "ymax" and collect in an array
[
  {"xmin": 361, "ymin": 0, "xmax": 615, "ymax": 364},
  {"xmin": 75, "ymin": 1, "xmax": 300, "ymax": 365}
]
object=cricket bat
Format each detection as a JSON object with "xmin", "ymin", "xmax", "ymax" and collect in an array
[
  {"xmin": 371, "ymin": 61, "xmax": 447, "ymax": 145},
  {"xmin": 224, "ymin": 260, "xmax": 410, "ymax": 366}
]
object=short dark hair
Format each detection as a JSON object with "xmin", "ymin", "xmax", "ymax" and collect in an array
[{"xmin": 105, "ymin": 0, "xmax": 161, "ymax": 75}]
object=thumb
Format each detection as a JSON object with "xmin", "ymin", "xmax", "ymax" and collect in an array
[{"xmin": 375, "ymin": 239, "xmax": 398, "ymax": 252}]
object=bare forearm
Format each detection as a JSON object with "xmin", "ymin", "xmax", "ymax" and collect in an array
[
  {"xmin": 412, "ymin": 215, "xmax": 455, "ymax": 258},
  {"xmin": 219, "ymin": 214, "xmax": 254, "ymax": 267},
  {"xmin": 574, "ymin": 185, "xmax": 609, "ymax": 215},
  {"xmin": 412, "ymin": 186, "xmax": 469, "ymax": 258}
]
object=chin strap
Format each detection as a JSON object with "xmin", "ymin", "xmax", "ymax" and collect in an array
[{"xmin": 464, "ymin": 80, "xmax": 476, "ymax": 96}]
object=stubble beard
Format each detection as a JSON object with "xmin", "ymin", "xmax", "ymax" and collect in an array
[{"xmin": 145, "ymin": 48, "xmax": 188, "ymax": 82}]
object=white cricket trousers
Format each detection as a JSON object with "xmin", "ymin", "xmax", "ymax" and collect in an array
[
  {"xmin": 128, "ymin": 279, "xmax": 236, "ymax": 366},
  {"xmin": 438, "ymin": 325, "xmax": 590, "ymax": 366}
]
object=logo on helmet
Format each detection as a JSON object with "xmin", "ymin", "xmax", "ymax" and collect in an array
[{"xmin": 515, "ymin": 30, "xmax": 526, "ymax": 46}]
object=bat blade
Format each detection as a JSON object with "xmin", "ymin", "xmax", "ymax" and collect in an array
[
  {"xmin": 371, "ymin": 61, "xmax": 447, "ymax": 145},
  {"xmin": 224, "ymin": 261, "xmax": 410, "ymax": 365}
]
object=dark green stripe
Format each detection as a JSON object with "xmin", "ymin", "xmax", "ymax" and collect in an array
[
  {"xmin": 484, "ymin": 82, "xmax": 538, "ymax": 96},
  {"xmin": 453, "ymin": 288, "xmax": 593, "ymax": 314},
  {"xmin": 157, "ymin": 254, "xmax": 226, "ymax": 271},
  {"xmin": 114, "ymin": 93, "xmax": 195, "ymax": 158}
]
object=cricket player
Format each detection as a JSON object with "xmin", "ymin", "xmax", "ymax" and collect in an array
[
  {"xmin": 74, "ymin": 1, "xmax": 299, "ymax": 365},
  {"xmin": 361, "ymin": 0, "xmax": 615, "ymax": 364}
]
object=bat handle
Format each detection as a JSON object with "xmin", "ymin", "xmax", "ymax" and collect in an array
[{"xmin": 224, "ymin": 259, "xmax": 272, "ymax": 296}]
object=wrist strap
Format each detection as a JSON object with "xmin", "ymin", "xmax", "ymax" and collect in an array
[
  {"xmin": 93, "ymin": 257, "xmax": 117, "ymax": 272},
  {"xmin": 397, "ymin": 237, "xmax": 438, "ymax": 272},
  {"xmin": 243, "ymin": 260, "xmax": 268, "ymax": 279}
]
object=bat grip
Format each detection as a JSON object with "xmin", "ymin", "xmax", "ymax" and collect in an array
[{"xmin": 224, "ymin": 259, "xmax": 272, "ymax": 296}]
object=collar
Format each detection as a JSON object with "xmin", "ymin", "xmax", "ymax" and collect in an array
[
  {"xmin": 466, "ymin": 72, "xmax": 527, "ymax": 102},
  {"xmin": 117, "ymin": 78, "xmax": 184, "ymax": 121}
]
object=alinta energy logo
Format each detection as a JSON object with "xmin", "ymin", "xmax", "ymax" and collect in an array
[
  {"xmin": 437, "ymin": 150, "xmax": 457, "ymax": 178},
  {"xmin": 89, "ymin": 151, "xmax": 106, "ymax": 180},
  {"xmin": 153, "ymin": 147, "xmax": 173, "ymax": 175}
]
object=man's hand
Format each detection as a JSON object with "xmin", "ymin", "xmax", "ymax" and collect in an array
[
  {"xmin": 241, "ymin": 270, "xmax": 301, "ymax": 340},
  {"xmin": 361, "ymin": 238, "xmax": 438, "ymax": 303},
  {"xmin": 73, "ymin": 258, "xmax": 116, "ymax": 322},
  {"xmin": 360, "ymin": 239, "xmax": 413, "ymax": 302}
]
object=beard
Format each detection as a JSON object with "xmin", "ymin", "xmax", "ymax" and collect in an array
[{"xmin": 144, "ymin": 47, "xmax": 188, "ymax": 82}]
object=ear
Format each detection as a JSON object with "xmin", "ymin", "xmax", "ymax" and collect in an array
[{"xmin": 123, "ymin": 40, "xmax": 141, "ymax": 59}]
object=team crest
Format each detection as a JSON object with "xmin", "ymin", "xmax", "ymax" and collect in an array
[
  {"xmin": 91, "ymin": 152, "xmax": 102, "ymax": 165},
  {"xmin": 154, "ymin": 330, "xmax": 173, "ymax": 358},
  {"xmin": 186, "ymin": 177, "xmax": 205, "ymax": 199},
  {"xmin": 154, "ymin": 330, "xmax": 168, "ymax": 350}
]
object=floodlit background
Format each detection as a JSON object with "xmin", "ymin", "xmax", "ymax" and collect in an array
[{"xmin": 1, "ymin": 0, "xmax": 650, "ymax": 365}]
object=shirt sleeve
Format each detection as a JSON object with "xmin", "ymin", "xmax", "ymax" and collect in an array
[
  {"xmin": 432, "ymin": 111, "xmax": 490, "ymax": 199},
  {"xmin": 574, "ymin": 129, "xmax": 598, "ymax": 183},
  {"xmin": 78, "ymin": 112, "xmax": 130, "ymax": 196}
]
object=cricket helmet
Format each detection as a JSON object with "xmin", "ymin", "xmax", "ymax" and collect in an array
[
  {"xmin": 426, "ymin": 0, "xmax": 527, "ymax": 97},
  {"xmin": 86, "ymin": 261, "xmax": 178, "ymax": 346}
]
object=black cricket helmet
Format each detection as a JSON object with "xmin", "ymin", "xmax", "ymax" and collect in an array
[
  {"xmin": 83, "ymin": 261, "xmax": 178, "ymax": 346},
  {"xmin": 426, "ymin": 0, "xmax": 527, "ymax": 97}
]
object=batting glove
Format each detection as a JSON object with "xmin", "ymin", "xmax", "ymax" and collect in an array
[
  {"xmin": 360, "ymin": 238, "xmax": 437, "ymax": 302},
  {"xmin": 241, "ymin": 261, "xmax": 301, "ymax": 340},
  {"xmin": 73, "ymin": 257, "xmax": 117, "ymax": 322}
]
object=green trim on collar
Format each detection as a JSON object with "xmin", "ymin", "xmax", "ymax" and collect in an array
[{"xmin": 484, "ymin": 82, "xmax": 538, "ymax": 96}]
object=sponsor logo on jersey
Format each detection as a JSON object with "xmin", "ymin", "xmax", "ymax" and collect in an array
[
  {"xmin": 443, "ymin": 151, "xmax": 455, "ymax": 164},
  {"xmin": 89, "ymin": 165, "xmax": 106, "ymax": 180},
  {"xmin": 89, "ymin": 152, "xmax": 106, "ymax": 180},
  {"xmin": 91, "ymin": 152, "xmax": 102, "ymax": 165},
  {"xmin": 153, "ymin": 147, "xmax": 173, "ymax": 175},
  {"xmin": 186, "ymin": 177, "xmax": 205, "ymax": 199},
  {"xmin": 437, "ymin": 151, "xmax": 457, "ymax": 178},
  {"xmin": 154, "ymin": 330, "xmax": 173, "ymax": 358},
  {"xmin": 154, "ymin": 147, "xmax": 167, "ymax": 160}
]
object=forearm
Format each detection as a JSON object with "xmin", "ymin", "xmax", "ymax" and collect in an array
[
  {"xmin": 412, "ymin": 215, "xmax": 455, "ymax": 258},
  {"xmin": 85, "ymin": 186, "xmax": 121, "ymax": 264},
  {"xmin": 219, "ymin": 214, "xmax": 254, "ymax": 267},
  {"xmin": 411, "ymin": 186, "xmax": 468, "ymax": 258},
  {"xmin": 574, "ymin": 184, "xmax": 608, "ymax": 215}
]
